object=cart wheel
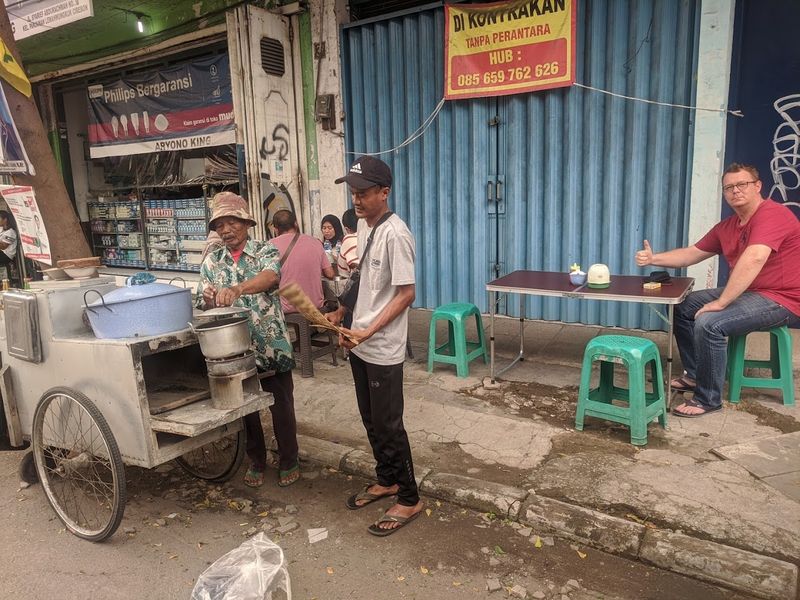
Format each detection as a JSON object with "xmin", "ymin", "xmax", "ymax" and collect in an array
[
  {"xmin": 32, "ymin": 387, "xmax": 126, "ymax": 542},
  {"xmin": 175, "ymin": 426, "xmax": 246, "ymax": 482}
]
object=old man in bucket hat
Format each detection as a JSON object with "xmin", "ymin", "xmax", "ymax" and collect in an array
[{"xmin": 196, "ymin": 191, "xmax": 300, "ymax": 488}]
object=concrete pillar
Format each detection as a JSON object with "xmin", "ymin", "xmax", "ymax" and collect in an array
[
  {"xmin": 686, "ymin": 0, "xmax": 736, "ymax": 289},
  {"xmin": 292, "ymin": 0, "xmax": 348, "ymax": 235}
]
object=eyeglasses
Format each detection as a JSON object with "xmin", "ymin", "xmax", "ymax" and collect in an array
[{"xmin": 722, "ymin": 180, "xmax": 758, "ymax": 194}]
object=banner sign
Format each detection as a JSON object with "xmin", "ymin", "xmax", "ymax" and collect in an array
[
  {"xmin": 5, "ymin": 0, "xmax": 94, "ymax": 40},
  {"xmin": 0, "ymin": 82, "xmax": 34, "ymax": 174},
  {"xmin": 445, "ymin": 0, "xmax": 576, "ymax": 100},
  {"xmin": 0, "ymin": 185, "xmax": 52, "ymax": 265},
  {"xmin": 87, "ymin": 54, "xmax": 235, "ymax": 159},
  {"xmin": 0, "ymin": 37, "xmax": 31, "ymax": 96}
]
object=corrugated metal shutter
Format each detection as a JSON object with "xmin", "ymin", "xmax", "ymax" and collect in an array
[{"xmin": 341, "ymin": 1, "xmax": 699, "ymax": 330}]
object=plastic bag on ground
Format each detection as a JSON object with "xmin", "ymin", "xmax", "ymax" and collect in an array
[{"xmin": 191, "ymin": 533, "xmax": 291, "ymax": 600}]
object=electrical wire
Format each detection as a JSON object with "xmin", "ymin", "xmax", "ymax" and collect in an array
[
  {"xmin": 347, "ymin": 97, "xmax": 446, "ymax": 156},
  {"xmin": 348, "ymin": 80, "xmax": 743, "ymax": 157},
  {"xmin": 574, "ymin": 83, "xmax": 744, "ymax": 117}
]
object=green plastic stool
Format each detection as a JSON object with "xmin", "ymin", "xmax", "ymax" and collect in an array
[
  {"xmin": 427, "ymin": 303, "xmax": 488, "ymax": 377},
  {"xmin": 727, "ymin": 326, "xmax": 795, "ymax": 406},
  {"xmin": 575, "ymin": 335, "xmax": 667, "ymax": 446}
]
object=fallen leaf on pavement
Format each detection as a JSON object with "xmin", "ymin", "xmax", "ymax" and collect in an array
[
  {"xmin": 576, "ymin": 550, "xmax": 587, "ymax": 559},
  {"xmin": 425, "ymin": 509, "xmax": 432, "ymax": 517},
  {"xmin": 493, "ymin": 545, "xmax": 506, "ymax": 555},
  {"xmin": 258, "ymin": 511, "xmax": 269, "ymax": 517},
  {"xmin": 533, "ymin": 536, "xmax": 542, "ymax": 548},
  {"xmin": 452, "ymin": 581, "xmax": 462, "ymax": 587},
  {"xmin": 420, "ymin": 566, "xmax": 429, "ymax": 574},
  {"xmin": 436, "ymin": 501, "xmax": 442, "ymax": 507},
  {"xmin": 397, "ymin": 576, "xmax": 405, "ymax": 582},
  {"xmin": 326, "ymin": 567, "xmax": 334, "ymax": 575}
]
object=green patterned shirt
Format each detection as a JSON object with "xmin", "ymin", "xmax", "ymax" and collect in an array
[{"xmin": 196, "ymin": 238, "xmax": 294, "ymax": 372}]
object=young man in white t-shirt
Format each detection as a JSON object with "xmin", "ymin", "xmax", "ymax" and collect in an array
[{"xmin": 327, "ymin": 156, "xmax": 423, "ymax": 536}]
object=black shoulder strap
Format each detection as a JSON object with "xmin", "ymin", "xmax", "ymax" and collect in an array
[
  {"xmin": 279, "ymin": 232, "xmax": 301, "ymax": 266},
  {"xmin": 359, "ymin": 211, "xmax": 393, "ymax": 266}
]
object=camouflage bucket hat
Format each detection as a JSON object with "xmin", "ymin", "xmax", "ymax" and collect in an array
[{"xmin": 208, "ymin": 192, "xmax": 257, "ymax": 230}]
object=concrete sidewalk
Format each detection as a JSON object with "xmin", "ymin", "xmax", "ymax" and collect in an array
[{"xmin": 288, "ymin": 310, "xmax": 800, "ymax": 600}]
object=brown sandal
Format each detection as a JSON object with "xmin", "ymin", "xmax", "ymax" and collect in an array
[
  {"xmin": 367, "ymin": 510, "xmax": 421, "ymax": 537},
  {"xmin": 345, "ymin": 484, "xmax": 396, "ymax": 510}
]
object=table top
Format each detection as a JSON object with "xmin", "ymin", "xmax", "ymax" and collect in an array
[{"xmin": 487, "ymin": 270, "xmax": 694, "ymax": 305}]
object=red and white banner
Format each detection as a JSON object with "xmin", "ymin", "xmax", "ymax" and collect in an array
[
  {"xmin": 445, "ymin": 0, "xmax": 576, "ymax": 99},
  {"xmin": 87, "ymin": 54, "xmax": 235, "ymax": 158},
  {"xmin": 0, "ymin": 185, "xmax": 52, "ymax": 264}
]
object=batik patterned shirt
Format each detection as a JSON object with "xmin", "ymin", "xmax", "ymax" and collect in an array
[{"xmin": 196, "ymin": 238, "xmax": 294, "ymax": 372}]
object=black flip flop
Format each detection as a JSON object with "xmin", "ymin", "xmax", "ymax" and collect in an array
[
  {"xmin": 367, "ymin": 509, "xmax": 421, "ymax": 537},
  {"xmin": 345, "ymin": 485, "xmax": 396, "ymax": 510},
  {"xmin": 673, "ymin": 397, "xmax": 722, "ymax": 418},
  {"xmin": 670, "ymin": 376, "xmax": 696, "ymax": 392}
]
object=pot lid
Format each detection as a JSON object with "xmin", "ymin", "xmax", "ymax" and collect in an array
[
  {"xmin": 89, "ymin": 282, "xmax": 187, "ymax": 306},
  {"xmin": 199, "ymin": 306, "xmax": 250, "ymax": 318}
]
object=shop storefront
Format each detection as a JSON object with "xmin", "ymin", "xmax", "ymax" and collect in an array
[
  {"xmin": 78, "ymin": 51, "xmax": 236, "ymax": 272},
  {"xmin": 30, "ymin": 3, "xmax": 302, "ymax": 275}
]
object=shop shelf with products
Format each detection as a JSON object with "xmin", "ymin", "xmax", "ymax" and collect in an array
[
  {"xmin": 88, "ymin": 200, "xmax": 146, "ymax": 268},
  {"xmin": 144, "ymin": 197, "xmax": 209, "ymax": 272}
]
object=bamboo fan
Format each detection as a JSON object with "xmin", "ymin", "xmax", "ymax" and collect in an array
[{"xmin": 278, "ymin": 283, "xmax": 357, "ymax": 344}]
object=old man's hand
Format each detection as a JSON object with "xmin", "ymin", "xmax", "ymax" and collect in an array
[
  {"xmin": 216, "ymin": 285, "xmax": 243, "ymax": 307},
  {"xmin": 202, "ymin": 285, "xmax": 218, "ymax": 308}
]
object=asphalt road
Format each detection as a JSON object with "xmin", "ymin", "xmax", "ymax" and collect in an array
[{"xmin": 0, "ymin": 448, "xmax": 756, "ymax": 600}]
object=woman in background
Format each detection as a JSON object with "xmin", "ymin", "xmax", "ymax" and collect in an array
[
  {"xmin": 320, "ymin": 214, "xmax": 344, "ymax": 249},
  {"xmin": 0, "ymin": 210, "xmax": 18, "ymax": 268}
]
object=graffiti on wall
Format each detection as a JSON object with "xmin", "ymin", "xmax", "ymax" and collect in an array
[
  {"xmin": 260, "ymin": 124, "xmax": 290, "ymax": 162},
  {"xmin": 769, "ymin": 94, "xmax": 800, "ymax": 214}
]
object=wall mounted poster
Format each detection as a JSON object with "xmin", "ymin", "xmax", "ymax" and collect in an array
[
  {"xmin": 0, "ymin": 81, "xmax": 34, "ymax": 174},
  {"xmin": 87, "ymin": 54, "xmax": 235, "ymax": 158},
  {"xmin": 0, "ymin": 185, "xmax": 52, "ymax": 264},
  {"xmin": 445, "ymin": 0, "xmax": 576, "ymax": 99}
]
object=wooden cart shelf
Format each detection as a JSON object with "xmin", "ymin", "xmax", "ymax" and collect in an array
[{"xmin": 149, "ymin": 392, "xmax": 272, "ymax": 437}]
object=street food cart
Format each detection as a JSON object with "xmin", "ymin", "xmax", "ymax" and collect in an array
[{"xmin": 0, "ymin": 277, "xmax": 272, "ymax": 541}]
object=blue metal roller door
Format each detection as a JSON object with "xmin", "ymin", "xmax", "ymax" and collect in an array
[{"xmin": 341, "ymin": 1, "xmax": 699, "ymax": 330}]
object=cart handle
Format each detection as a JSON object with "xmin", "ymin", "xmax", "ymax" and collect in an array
[
  {"xmin": 83, "ymin": 289, "xmax": 112, "ymax": 315},
  {"xmin": 169, "ymin": 277, "xmax": 187, "ymax": 288}
]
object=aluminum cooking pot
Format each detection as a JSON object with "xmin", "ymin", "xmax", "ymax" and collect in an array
[
  {"xmin": 189, "ymin": 316, "xmax": 252, "ymax": 359},
  {"xmin": 84, "ymin": 278, "xmax": 193, "ymax": 339}
]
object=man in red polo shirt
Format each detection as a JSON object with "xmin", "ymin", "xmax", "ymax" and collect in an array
[{"xmin": 636, "ymin": 163, "xmax": 800, "ymax": 417}]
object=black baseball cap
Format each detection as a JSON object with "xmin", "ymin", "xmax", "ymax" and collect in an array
[{"xmin": 335, "ymin": 155, "xmax": 392, "ymax": 189}]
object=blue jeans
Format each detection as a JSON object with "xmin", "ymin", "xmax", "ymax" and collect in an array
[{"xmin": 674, "ymin": 289, "xmax": 800, "ymax": 408}]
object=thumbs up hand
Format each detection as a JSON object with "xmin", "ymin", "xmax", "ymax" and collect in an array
[{"xmin": 635, "ymin": 239, "xmax": 654, "ymax": 267}]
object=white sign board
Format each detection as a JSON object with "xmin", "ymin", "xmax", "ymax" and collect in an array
[
  {"xmin": 5, "ymin": 0, "xmax": 94, "ymax": 40},
  {"xmin": 0, "ymin": 185, "xmax": 52, "ymax": 265}
]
